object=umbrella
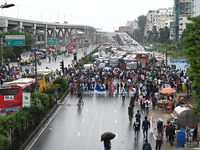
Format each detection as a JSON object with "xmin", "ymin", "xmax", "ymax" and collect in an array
[
  {"xmin": 101, "ymin": 132, "xmax": 116, "ymax": 140},
  {"xmin": 48, "ymin": 48, "xmax": 55, "ymax": 51},
  {"xmin": 159, "ymin": 87, "xmax": 176, "ymax": 95}
]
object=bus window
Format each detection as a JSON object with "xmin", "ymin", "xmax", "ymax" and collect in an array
[{"xmin": 0, "ymin": 89, "xmax": 19, "ymax": 95}]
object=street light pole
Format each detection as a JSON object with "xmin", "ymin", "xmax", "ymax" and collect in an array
[
  {"xmin": 0, "ymin": 38, "xmax": 3, "ymax": 66},
  {"xmin": 32, "ymin": 45, "xmax": 38, "ymax": 105},
  {"xmin": 39, "ymin": 9, "xmax": 45, "ymax": 21},
  {"xmin": 26, "ymin": 6, "xmax": 33, "ymax": 20},
  {"xmin": 165, "ymin": 39, "xmax": 168, "ymax": 66},
  {"xmin": 150, "ymin": 44, "xmax": 155, "ymax": 67}
]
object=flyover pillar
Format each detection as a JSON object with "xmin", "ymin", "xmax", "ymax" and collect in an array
[
  {"xmin": 44, "ymin": 25, "xmax": 47, "ymax": 48},
  {"xmin": 1, "ymin": 19, "xmax": 8, "ymax": 33}
]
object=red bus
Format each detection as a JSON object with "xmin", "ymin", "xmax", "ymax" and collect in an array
[
  {"xmin": 136, "ymin": 52, "xmax": 149, "ymax": 69},
  {"xmin": 0, "ymin": 78, "xmax": 36, "ymax": 113},
  {"xmin": 67, "ymin": 46, "xmax": 74, "ymax": 53}
]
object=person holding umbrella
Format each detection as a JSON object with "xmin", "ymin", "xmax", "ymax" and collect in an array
[
  {"xmin": 101, "ymin": 138, "xmax": 111, "ymax": 150},
  {"xmin": 101, "ymin": 132, "xmax": 116, "ymax": 150}
]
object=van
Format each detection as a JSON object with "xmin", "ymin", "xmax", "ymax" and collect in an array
[
  {"xmin": 91, "ymin": 53, "xmax": 99, "ymax": 61},
  {"xmin": 83, "ymin": 64, "xmax": 94, "ymax": 70}
]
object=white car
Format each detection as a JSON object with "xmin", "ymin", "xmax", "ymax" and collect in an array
[{"xmin": 103, "ymin": 67, "xmax": 112, "ymax": 71}]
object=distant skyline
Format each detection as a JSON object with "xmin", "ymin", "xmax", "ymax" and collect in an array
[{"xmin": 0, "ymin": 0, "xmax": 173, "ymax": 32}]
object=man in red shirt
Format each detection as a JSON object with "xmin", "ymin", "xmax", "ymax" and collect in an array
[{"xmin": 165, "ymin": 121, "xmax": 171, "ymax": 142}]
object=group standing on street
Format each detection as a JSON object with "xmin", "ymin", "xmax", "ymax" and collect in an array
[{"xmin": 1, "ymin": 44, "xmax": 191, "ymax": 150}]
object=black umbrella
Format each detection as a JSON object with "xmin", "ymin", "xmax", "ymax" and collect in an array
[{"xmin": 101, "ymin": 132, "xmax": 116, "ymax": 140}]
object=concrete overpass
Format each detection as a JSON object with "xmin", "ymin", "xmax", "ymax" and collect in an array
[{"xmin": 0, "ymin": 16, "xmax": 105, "ymax": 48}]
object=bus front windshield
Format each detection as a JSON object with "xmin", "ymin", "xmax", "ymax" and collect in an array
[
  {"xmin": 26, "ymin": 75, "xmax": 42, "ymax": 81},
  {"xmin": 141, "ymin": 62, "xmax": 147, "ymax": 68},
  {"xmin": 127, "ymin": 63, "xmax": 137, "ymax": 69},
  {"xmin": 137, "ymin": 55, "xmax": 147, "ymax": 61},
  {"xmin": 110, "ymin": 59, "xmax": 118, "ymax": 64}
]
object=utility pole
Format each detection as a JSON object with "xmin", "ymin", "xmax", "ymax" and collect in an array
[{"xmin": 165, "ymin": 39, "xmax": 168, "ymax": 66}]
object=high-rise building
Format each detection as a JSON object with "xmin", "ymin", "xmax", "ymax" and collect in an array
[
  {"xmin": 179, "ymin": 14, "xmax": 192, "ymax": 38},
  {"xmin": 171, "ymin": 0, "xmax": 192, "ymax": 42},
  {"xmin": 192, "ymin": 0, "xmax": 200, "ymax": 17}
]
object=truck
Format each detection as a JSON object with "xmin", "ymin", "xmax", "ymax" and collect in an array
[{"xmin": 20, "ymin": 52, "xmax": 33, "ymax": 65}]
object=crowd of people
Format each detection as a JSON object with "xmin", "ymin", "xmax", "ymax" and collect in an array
[
  {"xmin": 62, "ymin": 63, "xmax": 193, "ymax": 149},
  {"xmin": 65, "ymin": 64, "xmax": 193, "ymax": 107}
]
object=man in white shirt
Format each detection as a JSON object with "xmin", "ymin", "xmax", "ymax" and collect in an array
[{"xmin": 144, "ymin": 99, "xmax": 151, "ymax": 114}]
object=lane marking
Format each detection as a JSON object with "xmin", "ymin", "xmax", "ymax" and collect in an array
[
  {"xmin": 86, "ymin": 109, "xmax": 88, "ymax": 112},
  {"xmin": 77, "ymin": 132, "xmax": 80, "ymax": 136},
  {"xmin": 82, "ymin": 119, "xmax": 85, "ymax": 122},
  {"xmin": 115, "ymin": 120, "xmax": 117, "ymax": 124},
  {"xmin": 114, "ymin": 110, "xmax": 116, "ymax": 113}
]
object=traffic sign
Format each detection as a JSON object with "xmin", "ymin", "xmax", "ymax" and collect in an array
[
  {"xmin": 47, "ymin": 38, "xmax": 58, "ymax": 46},
  {"xmin": 5, "ymin": 35, "xmax": 25, "ymax": 46}
]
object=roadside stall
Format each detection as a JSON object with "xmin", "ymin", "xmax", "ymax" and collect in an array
[
  {"xmin": 157, "ymin": 87, "xmax": 176, "ymax": 112},
  {"xmin": 171, "ymin": 105, "xmax": 199, "ymax": 147}
]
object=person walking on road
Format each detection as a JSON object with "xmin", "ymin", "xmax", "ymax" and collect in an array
[
  {"xmin": 155, "ymin": 129, "xmax": 163, "ymax": 150},
  {"xmin": 142, "ymin": 116, "xmax": 150, "ymax": 140},
  {"xmin": 142, "ymin": 139, "xmax": 152, "ymax": 150},
  {"xmin": 135, "ymin": 110, "xmax": 141, "ymax": 128},
  {"xmin": 133, "ymin": 118, "xmax": 140, "ymax": 140},
  {"xmin": 165, "ymin": 121, "xmax": 171, "ymax": 142},
  {"xmin": 77, "ymin": 91, "xmax": 84, "ymax": 105},
  {"xmin": 149, "ymin": 113, "xmax": 156, "ymax": 134},
  {"xmin": 101, "ymin": 137, "xmax": 111, "ymax": 150},
  {"xmin": 121, "ymin": 89, "xmax": 127, "ymax": 101},
  {"xmin": 168, "ymin": 124, "xmax": 175, "ymax": 146},
  {"xmin": 128, "ymin": 104, "xmax": 134, "ymax": 123},
  {"xmin": 144, "ymin": 98, "xmax": 151, "ymax": 114}
]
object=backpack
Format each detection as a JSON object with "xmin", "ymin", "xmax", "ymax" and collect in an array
[
  {"xmin": 146, "ymin": 101, "xmax": 149, "ymax": 106},
  {"xmin": 143, "ymin": 143, "xmax": 152, "ymax": 150}
]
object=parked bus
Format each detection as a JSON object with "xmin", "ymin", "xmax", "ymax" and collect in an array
[
  {"xmin": 136, "ymin": 52, "xmax": 149, "ymax": 69},
  {"xmin": 0, "ymin": 78, "xmax": 36, "ymax": 113},
  {"xmin": 26, "ymin": 69, "xmax": 55, "ymax": 92}
]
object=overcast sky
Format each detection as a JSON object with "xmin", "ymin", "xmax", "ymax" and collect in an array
[{"xmin": 1, "ymin": 0, "xmax": 173, "ymax": 32}]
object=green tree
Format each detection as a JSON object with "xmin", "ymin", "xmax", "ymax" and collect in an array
[
  {"xmin": 152, "ymin": 26, "xmax": 159, "ymax": 43},
  {"xmin": 137, "ymin": 15, "xmax": 147, "ymax": 43},
  {"xmin": 183, "ymin": 15, "xmax": 200, "ymax": 115}
]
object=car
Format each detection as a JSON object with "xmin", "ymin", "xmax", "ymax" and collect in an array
[
  {"xmin": 83, "ymin": 64, "xmax": 94, "ymax": 70},
  {"xmin": 98, "ymin": 62, "xmax": 109, "ymax": 69},
  {"xmin": 103, "ymin": 67, "xmax": 112, "ymax": 71}
]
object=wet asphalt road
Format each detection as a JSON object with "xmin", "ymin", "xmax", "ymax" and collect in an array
[{"xmin": 27, "ymin": 91, "xmax": 179, "ymax": 150}]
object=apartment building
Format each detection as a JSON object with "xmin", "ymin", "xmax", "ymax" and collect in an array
[
  {"xmin": 179, "ymin": 14, "xmax": 192, "ymax": 38},
  {"xmin": 145, "ymin": 8, "xmax": 173, "ymax": 35},
  {"xmin": 119, "ymin": 20, "xmax": 138, "ymax": 34},
  {"xmin": 192, "ymin": 0, "xmax": 200, "ymax": 17}
]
